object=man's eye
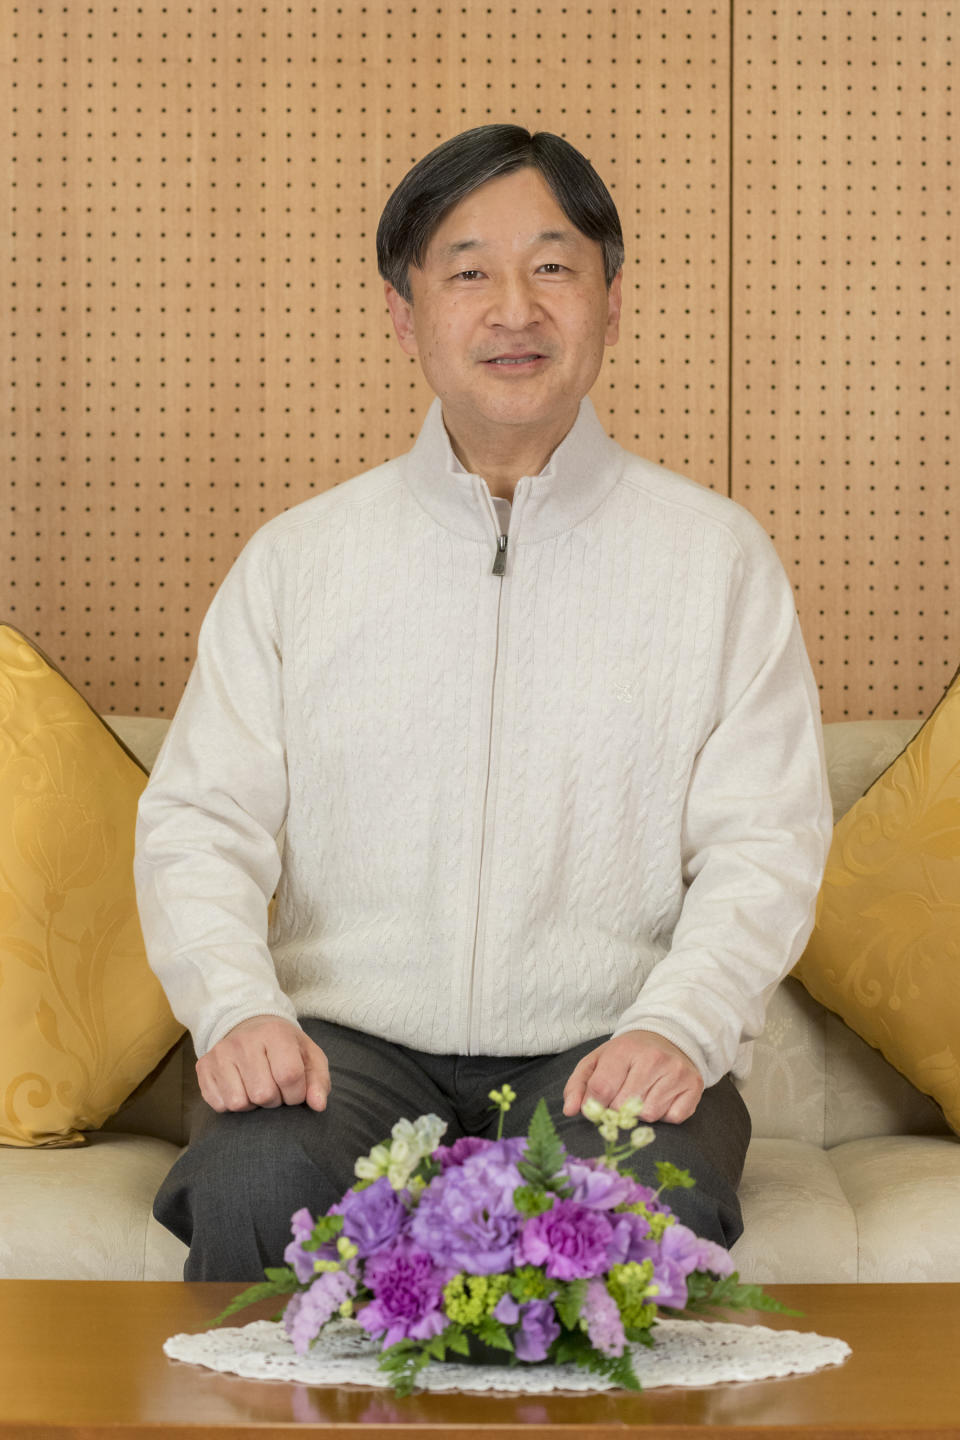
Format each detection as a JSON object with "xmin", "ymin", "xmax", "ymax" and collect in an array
[
  {"xmin": 455, "ymin": 270, "xmax": 483, "ymax": 281},
  {"xmin": 539, "ymin": 263, "xmax": 567, "ymax": 273}
]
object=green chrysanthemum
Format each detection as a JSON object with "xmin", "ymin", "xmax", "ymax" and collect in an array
[
  {"xmin": 606, "ymin": 1259, "xmax": 659, "ymax": 1331},
  {"xmin": 442, "ymin": 1272, "xmax": 512, "ymax": 1326}
]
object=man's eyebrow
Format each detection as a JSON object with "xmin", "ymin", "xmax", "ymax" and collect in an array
[{"xmin": 437, "ymin": 228, "xmax": 580, "ymax": 259}]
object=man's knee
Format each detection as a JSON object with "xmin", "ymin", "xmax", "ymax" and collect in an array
[{"xmin": 154, "ymin": 1102, "xmax": 347, "ymax": 1281}]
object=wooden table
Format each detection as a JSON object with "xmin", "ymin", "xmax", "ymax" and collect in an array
[{"xmin": 1, "ymin": 1281, "xmax": 958, "ymax": 1438}]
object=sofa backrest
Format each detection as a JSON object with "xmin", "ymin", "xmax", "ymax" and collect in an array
[
  {"xmin": 740, "ymin": 717, "xmax": 949, "ymax": 1145},
  {"xmin": 107, "ymin": 712, "xmax": 949, "ymax": 1149}
]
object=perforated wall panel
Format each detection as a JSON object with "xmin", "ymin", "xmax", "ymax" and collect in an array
[
  {"xmin": 732, "ymin": 2, "xmax": 956, "ymax": 718},
  {"xmin": 3, "ymin": 3, "xmax": 729, "ymax": 715},
  {"xmin": 4, "ymin": 3, "xmax": 954, "ymax": 722}
]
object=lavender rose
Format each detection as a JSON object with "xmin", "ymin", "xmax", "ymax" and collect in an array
[
  {"xmin": 337, "ymin": 1176, "xmax": 407, "ymax": 1257},
  {"xmin": 411, "ymin": 1140, "xmax": 525, "ymax": 1273}
]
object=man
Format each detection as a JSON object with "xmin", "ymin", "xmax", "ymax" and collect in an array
[{"xmin": 136, "ymin": 124, "xmax": 832, "ymax": 1281}]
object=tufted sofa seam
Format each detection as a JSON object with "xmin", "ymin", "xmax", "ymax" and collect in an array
[{"xmin": 824, "ymin": 1145, "xmax": 863, "ymax": 1282}]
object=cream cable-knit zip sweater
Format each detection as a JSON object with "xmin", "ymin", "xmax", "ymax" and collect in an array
[{"xmin": 135, "ymin": 397, "xmax": 833, "ymax": 1086}]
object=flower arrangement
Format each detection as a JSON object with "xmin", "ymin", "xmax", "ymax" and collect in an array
[{"xmin": 210, "ymin": 1087, "xmax": 793, "ymax": 1395}]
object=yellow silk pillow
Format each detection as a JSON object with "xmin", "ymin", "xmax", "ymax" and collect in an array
[
  {"xmin": 0, "ymin": 624, "xmax": 184, "ymax": 1147},
  {"xmin": 794, "ymin": 664, "xmax": 960, "ymax": 1134}
]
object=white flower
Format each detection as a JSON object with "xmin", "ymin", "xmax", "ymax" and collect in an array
[
  {"xmin": 360, "ymin": 1113, "xmax": 448, "ymax": 1191},
  {"xmin": 630, "ymin": 1125, "xmax": 656, "ymax": 1150},
  {"xmin": 354, "ymin": 1143, "xmax": 390, "ymax": 1181},
  {"xmin": 389, "ymin": 1136, "xmax": 414, "ymax": 1168},
  {"xmin": 616, "ymin": 1095, "xmax": 647, "ymax": 1127},
  {"xmin": 387, "ymin": 1160, "xmax": 414, "ymax": 1190},
  {"xmin": 390, "ymin": 1117, "xmax": 418, "ymax": 1145},
  {"xmin": 413, "ymin": 1113, "xmax": 447, "ymax": 1154},
  {"xmin": 582, "ymin": 1097, "xmax": 605, "ymax": 1123}
]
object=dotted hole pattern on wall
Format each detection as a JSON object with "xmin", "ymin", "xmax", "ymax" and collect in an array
[
  {"xmin": 732, "ymin": 2, "xmax": 956, "ymax": 719},
  {"xmin": 3, "ymin": 2, "xmax": 729, "ymax": 715},
  {"xmin": 3, "ymin": 2, "xmax": 954, "ymax": 721}
]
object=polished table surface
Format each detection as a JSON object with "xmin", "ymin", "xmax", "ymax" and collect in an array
[{"xmin": 1, "ymin": 1280, "xmax": 959, "ymax": 1438}]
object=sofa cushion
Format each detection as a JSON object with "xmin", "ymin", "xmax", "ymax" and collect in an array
[
  {"xmin": 794, "ymin": 664, "xmax": 960, "ymax": 1136},
  {"xmin": 0, "ymin": 624, "xmax": 184, "ymax": 1147},
  {"xmin": 829, "ymin": 1135, "xmax": 960, "ymax": 1282},
  {"xmin": 0, "ymin": 1131, "xmax": 188, "ymax": 1279},
  {"xmin": 732, "ymin": 1134, "xmax": 960, "ymax": 1284},
  {"xmin": 731, "ymin": 1138, "xmax": 859, "ymax": 1283}
]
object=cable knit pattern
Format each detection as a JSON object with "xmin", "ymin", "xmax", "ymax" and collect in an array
[{"xmin": 135, "ymin": 397, "xmax": 832, "ymax": 1081}]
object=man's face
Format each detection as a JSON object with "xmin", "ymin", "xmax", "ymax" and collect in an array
[{"xmin": 384, "ymin": 167, "xmax": 622, "ymax": 451}]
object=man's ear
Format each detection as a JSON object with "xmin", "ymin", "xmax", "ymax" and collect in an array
[
  {"xmin": 605, "ymin": 269, "xmax": 623, "ymax": 348},
  {"xmin": 384, "ymin": 281, "xmax": 418, "ymax": 357}
]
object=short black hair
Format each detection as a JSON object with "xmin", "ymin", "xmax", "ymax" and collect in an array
[{"xmin": 377, "ymin": 124, "xmax": 625, "ymax": 302}]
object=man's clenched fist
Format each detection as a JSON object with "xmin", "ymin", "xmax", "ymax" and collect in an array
[{"xmin": 196, "ymin": 1016, "xmax": 330, "ymax": 1114}]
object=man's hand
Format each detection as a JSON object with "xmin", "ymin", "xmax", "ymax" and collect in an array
[
  {"xmin": 196, "ymin": 1016, "xmax": 331, "ymax": 1114},
  {"xmin": 562, "ymin": 1030, "xmax": 704, "ymax": 1125}
]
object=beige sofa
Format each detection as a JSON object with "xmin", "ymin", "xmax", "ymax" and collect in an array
[{"xmin": 2, "ymin": 716, "xmax": 958, "ymax": 1283}]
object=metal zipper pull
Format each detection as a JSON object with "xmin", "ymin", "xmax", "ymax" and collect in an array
[{"xmin": 492, "ymin": 533, "xmax": 508, "ymax": 576}]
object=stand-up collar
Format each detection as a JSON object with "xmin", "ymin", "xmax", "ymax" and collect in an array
[{"xmin": 401, "ymin": 396, "xmax": 625, "ymax": 544}]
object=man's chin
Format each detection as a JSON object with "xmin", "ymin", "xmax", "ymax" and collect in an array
[{"xmin": 468, "ymin": 386, "xmax": 579, "ymax": 431}]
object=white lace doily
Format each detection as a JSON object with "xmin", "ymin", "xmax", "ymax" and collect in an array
[{"xmin": 163, "ymin": 1316, "xmax": 851, "ymax": 1394}]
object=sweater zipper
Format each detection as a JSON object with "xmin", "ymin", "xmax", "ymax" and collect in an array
[{"xmin": 465, "ymin": 499, "xmax": 509, "ymax": 1053}]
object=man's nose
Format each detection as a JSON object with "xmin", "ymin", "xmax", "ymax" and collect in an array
[{"xmin": 485, "ymin": 275, "xmax": 543, "ymax": 330}]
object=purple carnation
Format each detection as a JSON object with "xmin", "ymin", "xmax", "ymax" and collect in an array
[
  {"xmin": 337, "ymin": 1176, "xmax": 407, "ymax": 1258},
  {"xmin": 432, "ymin": 1136, "xmax": 494, "ymax": 1170},
  {"xmin": 355, "ymin": 1240, "xmax": 450, "ymax": 1348},
  {"xmin": 581, "ymin": 1278, "xmax": 626, "ymax": 1357},
  {"xmin": 411, "ymin": 1140, "xmax": 524, "ymax": 1274},
  {"xmin": 492, "ymin": 1294, "xmax": 560, "ymax": 1363},
  {"xmin": 284, "ymin": 1269, "xmax": 356, "ymax": 1355},
  {"xmin": 516, "ymin": 1199, "xmax": 615, "ymax": 1280}
]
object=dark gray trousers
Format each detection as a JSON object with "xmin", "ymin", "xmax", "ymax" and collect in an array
[{"xmin": 154, "ymin": 1018, "xmax": 751, "ymax": 1281}]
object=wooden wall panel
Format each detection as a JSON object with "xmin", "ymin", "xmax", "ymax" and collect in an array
[
  {"xmin": 732, "ymin": 2, "xmax": 957, "ymax": 720},
  {"xmin": 3, "ymin": 2, "xmax": 730, "ymax": 716}
]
